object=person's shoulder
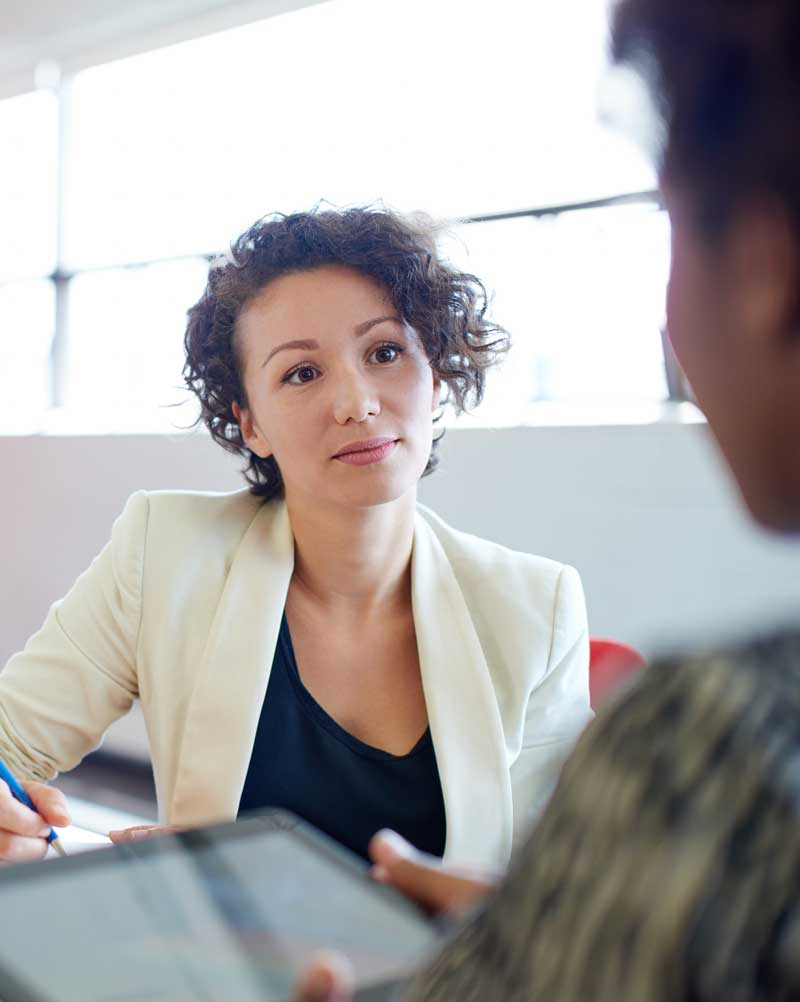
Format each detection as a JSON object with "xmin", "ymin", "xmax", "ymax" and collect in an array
[
  {"xmin": 113, "ymin": 488, "xmax": 269, "ymax": 552},
  {"xmin": 415, "ymin": 502, "xmax": 570, "ymax": 587},
  {"xmin": 135, "ymin": 487, "xmax": 262, "ymax": 523},
  {"xmin": 415, "ymin": 503, "xmax": 586, "ymax": 647},
  {"xmin": 596, "ymin": 625, "xmax": 800, "ymax": 747},
  {"xmin": 644, "ymin": 626, "xmax": 800, "ymax": 682},
  {"xmin": 653, "ymin": 626, "xmax": 800, "ymax": 701}
]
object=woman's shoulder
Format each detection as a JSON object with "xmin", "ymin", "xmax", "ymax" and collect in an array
[
  {"xmin": 414, "ymin": 503, "xmax": 586, "ymax": 654},
  {"xmin": 112, "ymin": 488, "xmax": 273, "ymax": 556},
  {"xmin": 415, "ymin": 502, "xmax": 573, "ymax": 590},
  {"xmin": 116, "ymin": 486, "xmax": 263, "ymax": 522},
  {"xmin": 133, "ymin": 487, "xmax": 262, "ymax": 519}
]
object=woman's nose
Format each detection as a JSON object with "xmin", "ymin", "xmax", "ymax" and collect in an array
[{"xmin": 331, "ymin": 370, "xmax": 381, "ymax": 424}]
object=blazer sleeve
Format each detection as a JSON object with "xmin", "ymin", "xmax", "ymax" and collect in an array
[
  {"xmin": 509, "ymin": 564, "xmax": 592, "ymax": 843},
  {"xmin": 0, "ymin": 492, "xmax": 148, "ymax": 782}
]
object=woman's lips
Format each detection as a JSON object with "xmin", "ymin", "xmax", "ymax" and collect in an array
[{"xmin": 333, "ymin": 439, "xmax": 398, "ymax": 466}]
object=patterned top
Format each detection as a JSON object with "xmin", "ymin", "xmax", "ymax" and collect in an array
[{"xmin": 405, "ymin": 630, "xmax": 800, "ymax": 1002}]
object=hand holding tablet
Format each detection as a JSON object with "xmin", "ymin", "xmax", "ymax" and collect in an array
[
  {"xmin": 293, "ymin": 953, "xmax": 354, "ymax": 1002},
  {"xmin": 289, "ymin": 830, "xmax": 502, "ymax": 1001},
  {"xmin": 369, "ymin": 830, "xmax": 500, "ymax": 916}
]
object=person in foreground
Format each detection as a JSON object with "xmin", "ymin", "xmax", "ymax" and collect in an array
[
  {"xmin": 296, "ymin": 0, "xmax": 800, "ymax": 998},
  {"xmin": 0, "ymin": 208, "xmax": 591, "ymax": 867}
]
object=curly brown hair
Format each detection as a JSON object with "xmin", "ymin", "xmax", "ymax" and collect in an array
[
  {"xmin": 611, "ymin": 0, "xmax": 800, "ymax": 239},
  {"xmin": 184, "ymin": 206, "xmax": 510, "ymax": 499}
]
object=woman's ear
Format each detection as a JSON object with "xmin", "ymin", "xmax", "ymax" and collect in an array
[
  {"xmin": 726, "ymin": 203, "xmax": 800, "ymax": 352},
  {"xmin": 233, "ymin": 401, "xmax": 272, "ymax": 458}
]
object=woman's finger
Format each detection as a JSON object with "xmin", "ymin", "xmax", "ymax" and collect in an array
[
  {"xmin": 0, "ymin": 782, "xmax": 54, "ymax": 838},
  {"xmin": 293, "ymin": 952, "xmax": 353, "ymax": 1002},
  {"xmin": 0, "ymin": 828, "xmax": 51, "ymax": 863},
  {"xmin": 22, "ymin": 781, "xmax": 71, "ymax": 828},
  {"xmin": 369, "ymin": 830, "xmax": 497, "ymax": 915},
  {"xmin": 108, "ymin": 825, "xmax": 182, "ymax": 844}
]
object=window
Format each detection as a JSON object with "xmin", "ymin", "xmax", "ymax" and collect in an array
[
  {"xmin": 64, "ymin": 260, "xmax": 207, "ymax": 427},
  {"xmin": 65, "ymin": 0, "xmax": 654, "ymax": 268},
  {"xmin": 1, "ymin": 0, "xmax": 669, "ymax": 435},
  {"xmin": 0, "ymin": 91, "xmax": 59, "ymax": 431},
  {"xmin": 442, "ymin": 203, "xmax": 670, "ymax": 425},
  {"xmin": 0, "ymin": 90, "xmax": 58, "ymax": 282},
  {"xmin": 0, "ymin": 280, "xmax": 55, "ymax": 431}
]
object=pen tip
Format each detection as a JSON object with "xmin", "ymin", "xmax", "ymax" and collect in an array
[{"xmin": 50, "ymin": 837, "xmax": 68, "ymax": 858}]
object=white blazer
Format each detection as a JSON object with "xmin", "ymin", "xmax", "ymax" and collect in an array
[{"xmin": 0, "ymin": 490, "xmax": 591, "ymax": 869}]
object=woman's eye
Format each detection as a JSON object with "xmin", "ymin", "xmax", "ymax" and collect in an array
[
  {"xmin": 371, "ymin": 343, "xmax": 403, "ymax": 364},
  {"xmin": 285, "ymin": 365, "xmax": 318, "ymax": 384}
]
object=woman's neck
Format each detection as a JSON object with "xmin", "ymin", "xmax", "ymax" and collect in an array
[{"xmin": 285, "ymin": 490, "xmax": 416, "ymax": 617}]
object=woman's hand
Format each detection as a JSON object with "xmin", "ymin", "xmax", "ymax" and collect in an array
[
  {"xmin": 369, "ymin": 830, "xmax": 500, "ymax": 916},
  {"xmin": 0, "ymin": 780, "xmax": 71, "ymax": 863},
  {"xmin": 291, "ymin": 833, "xmax": 498, "ymax": 1000},
  {"xmin": 108, "ymin": 824, "xmax": 184, "ymax": 844}
]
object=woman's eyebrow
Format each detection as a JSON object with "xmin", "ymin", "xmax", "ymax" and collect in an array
[
  {"xmin": 262, "ymin": 338, "xmax": 318, "ymax": 367},
  {"xmin": 353, "ymin": 315, "xmax": 404, "ymax": 337},
  {"xmin": 262, "ymin": 316, "xmax": 404, "ymax": 368}
]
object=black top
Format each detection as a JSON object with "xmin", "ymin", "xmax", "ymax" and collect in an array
[{"xmin": 238, "ymin": 612, "xmax": 447, "ymax": 862}]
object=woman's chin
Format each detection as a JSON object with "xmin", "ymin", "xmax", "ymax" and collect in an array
[
  {"xmin": 344, "ymin": 483, "xmax": 417, "ymax": 510},
  {"xmin": 325, "ymin": 456, "xmax": 428, "ymax": 510}
]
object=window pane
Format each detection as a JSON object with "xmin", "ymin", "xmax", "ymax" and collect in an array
[
  {"xmin": 0, "ymin": 91, "xmax": 58, "ymax": 281},
  {"xmin": 0, "ymin": 280, "xmax": 55, "ymax": 431},
  {"xmin": 65, "ymin": 0, "xmax": 654, "ymax": 270},
  {"xmin": 441, "ymin": 204, "xmax": 670, "ymax": 423},
  {"xmin": 63, "ymin": 259, "xmax": 207, "ymax": 430}
]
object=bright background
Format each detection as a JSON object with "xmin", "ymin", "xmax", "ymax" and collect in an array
[{"xmin": 1, "ymin": 0, "xmax": 669, "ymax": 435}]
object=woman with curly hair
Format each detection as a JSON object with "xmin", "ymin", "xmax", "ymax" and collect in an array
[
  {"xmin": 294, "ymin": 0, "xmax": 800, "ymax": 999},
  {"xmin": 0, "ymin": 207, "xmax": 591, "ymax": 867}
]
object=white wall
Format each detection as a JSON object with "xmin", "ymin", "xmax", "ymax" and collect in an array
[{"xmin": 3, "ymin": 421, "xmax": 799, "ymax": 758}]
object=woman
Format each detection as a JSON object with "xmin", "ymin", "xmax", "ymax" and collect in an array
[
  {"xmin": 297, "ymin": 0, "xmax": 800, "ymax": 999},
  {"xmin": 0, "ymin": 207, "xmax": 591, "ymax": 866}
]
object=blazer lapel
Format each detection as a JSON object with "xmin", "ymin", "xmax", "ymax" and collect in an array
[
  {"xmin": 412, "ymin": 511, "xmax": 513, "ymax": 869},
  {"xmin": 170, "ymin": 500, "xmax": 294, "ymax": 826}
]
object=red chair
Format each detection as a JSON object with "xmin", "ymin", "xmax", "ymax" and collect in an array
[{"xmin": 589, "ymin": 638, "xmax": 646, "ymax": 709}]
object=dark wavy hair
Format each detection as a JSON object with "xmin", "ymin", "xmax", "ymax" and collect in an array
[
  {"xmin": 184, "ymin": 207, "xmax": 509, "ymax": 499},
  {"xmin": 611, "ymin": 0, "xmax": 800, "ymax": 240}
]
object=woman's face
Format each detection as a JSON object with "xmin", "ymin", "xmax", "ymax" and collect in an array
[
  {"xmin": 665, "ymin": 185, "xmax": 800, "ymax": 530},
  {"xmin": 234, "ymin": 264, "xmax": 440, "ymax": 511}
]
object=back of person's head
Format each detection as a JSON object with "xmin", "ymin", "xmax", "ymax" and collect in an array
[
  {"xmin": 610, "ymin": 0, "xmax": 800, "ymax": 532},
  {"xmin": 611, "ymin": 0, "xmax": 800, "ymax": 238},
  {"xmin": 515, "ymin": 638, "xmax": 800, "ymax": 1001}
]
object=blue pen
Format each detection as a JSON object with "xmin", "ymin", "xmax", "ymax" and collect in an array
[{"xmin": 0, "ymin": 758, "xmax": 67, "ymax": 857}]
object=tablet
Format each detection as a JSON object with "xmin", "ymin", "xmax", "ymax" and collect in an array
[{"xmin": 0, "ymin": 810, "xmax": 442, "ymax": 1002}]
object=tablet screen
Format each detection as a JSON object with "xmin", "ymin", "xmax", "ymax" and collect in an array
[{"xmin": 0, "ymin": 811, "xmax": 439, "ymax": 1002}]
